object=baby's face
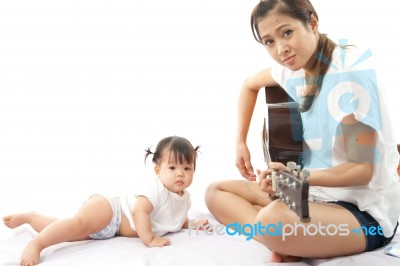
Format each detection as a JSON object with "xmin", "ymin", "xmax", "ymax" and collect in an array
[{"xmin": 154, "ymin": 152, "xmax": 194, "ymax": 195}]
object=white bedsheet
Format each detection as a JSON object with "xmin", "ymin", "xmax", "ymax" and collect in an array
[{"xmin": 0, "ymin": 209, "xmax": 399, "ymax": 266}]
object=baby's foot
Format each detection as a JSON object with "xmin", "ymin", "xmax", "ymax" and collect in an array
[
  {"xmin": 20, "ymin": 240, "xmax": 42, "ymax": 266},
  {"xmin": 270, "ymin": 251, "xmax": 301, "ymax": 263},
  {"xmin": 3, "ymin": 212, "xmax": 34, "ymax": 229}
]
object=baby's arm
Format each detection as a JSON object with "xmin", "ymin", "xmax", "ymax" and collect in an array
[{"xmin": 133, "ymin": 196, "xmax": 170, "ymax": 247}]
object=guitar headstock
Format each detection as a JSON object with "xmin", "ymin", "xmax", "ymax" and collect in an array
[{"xmin": 271, "ymin": 161, "xmax": 310, "ymax": 222}]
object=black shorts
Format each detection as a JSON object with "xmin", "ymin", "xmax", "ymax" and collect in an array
[{"xmin": 330, "ymin": 201, "xmax": 398, "ymax": 251}]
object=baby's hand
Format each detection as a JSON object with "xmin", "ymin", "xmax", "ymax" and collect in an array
[
  {"xmin": 189, "ymin": 219, "xmax": 211, "ymax": 232},
  {"xmin": 147, "ymin": 236, "xmax": 170, "ymax": 247}
]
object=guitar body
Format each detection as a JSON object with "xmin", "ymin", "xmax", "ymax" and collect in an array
[
  {"xmin": 265, "ymin": 87, "xmax": 303, "ymax": 166},
  {"xmin": 265, "ymin": 86, "xmax": 309, "ymax": 221}
]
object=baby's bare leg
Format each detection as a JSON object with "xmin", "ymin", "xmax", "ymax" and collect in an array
[
  {"xmin": 3, "ymin": 212, "xmax": 57, "ymax": 232},
  {"xmin": 19, "ymin": 195, "xmax": 113, "ymax": 266}
]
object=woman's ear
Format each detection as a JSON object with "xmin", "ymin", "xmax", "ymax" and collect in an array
[
  {"xmin": 309, "ymin": 13, "xmax": 319, "ymax": 32},
  {"xmin": 154, "ymin": 165, "xmax": 160, "ymax": 176}
]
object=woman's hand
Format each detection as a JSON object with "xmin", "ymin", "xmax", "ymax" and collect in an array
[
  {"xmin": 256, "ymin": 168, "xmax": 274, "ymax": 196},
  {"xmin": 257, "ymin": 162, "xmax": 288, "ymax": 196},
  {"xmin": 235, "ymin": 142, "xmax": 257, "ymax": 181},
  {"xmin": 269, "ymin": 162, "xmax": 288, "ymax": 172}
]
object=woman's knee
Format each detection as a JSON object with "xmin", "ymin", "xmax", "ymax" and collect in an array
[
  {"xmin": 254, "ymin": 201, "xmax": 295, "ymax": 247},
  {"xmin": 205, "ymin": 180, "xmax": 242, "ymax": 212},
  {"xmin": 204, "ymin": 180, "xmax": 239, "ymax": 202},
  {"xmin": 256, "ymin": 200, "xmax": 291, "ymax": 222},
  {"xmin": 204, "ymin": 181, "xmax": 223, "ymax": 207}
]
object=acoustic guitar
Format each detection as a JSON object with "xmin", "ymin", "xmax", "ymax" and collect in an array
[
  {"xmin": 264, "ymin": 87, "xmax": 400, "ymax": 221},
  {"xmin": 263, "ymin": 86, "xmax": 309, "ymax": 221}
]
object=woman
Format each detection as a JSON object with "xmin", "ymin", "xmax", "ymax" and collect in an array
[{"xmin": 205, "ymin": 0, "xmax": 400, "ymax": 262}]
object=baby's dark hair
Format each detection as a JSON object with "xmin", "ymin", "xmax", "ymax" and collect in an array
[{"xmin": 144, "ymin": 136, "xmax": 200, "ymax": 170}]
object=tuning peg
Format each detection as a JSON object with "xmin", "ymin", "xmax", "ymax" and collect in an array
[
  {"xmin": 287, "ymin": 161, "xmax": 296, "ymax": 171},
  {"xmin": 271, "ymin": 171, "xmax": 277, "ymax": 191},
  {"xmin": 289, "ymin": 182, "xmax": 297, "ymax": 189},
  {"xmin": 300, "ymin": 169, "xmax": 310, "ymax": 181}
]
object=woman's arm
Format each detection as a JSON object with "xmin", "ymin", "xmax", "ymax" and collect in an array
[
  {"xmin": 308, "ymin": 114, "xmax": 377, "ymax": 187},
  {"xmin": 259, "ymin": 116, "xmax": 377, "ymax": 193},
  {"xmin": 236, "ymin": 68, "xmax": 278, "ymax": 180},
  {"xmin": 309, "ymin": 162, "xmax": 374, "ymax": 187}
]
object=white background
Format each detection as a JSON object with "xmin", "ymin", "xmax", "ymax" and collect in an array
[{"xmin": 1, "ymin": 0, "xmax": 399, "ymax": 231}]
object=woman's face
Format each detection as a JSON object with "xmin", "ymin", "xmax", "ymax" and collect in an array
[{"xmin": 257, "ymin": 12, "xmax": 319, "ymax": 71}]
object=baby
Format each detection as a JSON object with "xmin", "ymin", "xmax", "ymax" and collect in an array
[{"xmin": 3, "ymin": 136, "xmax": 208, "ymax": 266}]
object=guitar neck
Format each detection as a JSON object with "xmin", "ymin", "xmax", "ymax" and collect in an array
[{"xmin": 271, "ymin": 164, "xmax": 310, "ymax": 222}]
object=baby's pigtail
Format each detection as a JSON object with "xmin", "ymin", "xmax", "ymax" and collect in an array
[
  {"xmin": 194, "ymin": 145, "xmax": 201, "ymax": 155},
  {"xmin": 144, "ymin": 147, "xmax": 154, "ymax": 165}
]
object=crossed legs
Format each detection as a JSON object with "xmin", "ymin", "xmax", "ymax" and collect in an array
[{"xmin": 205, "ymin": 180, "xmax": 366, "ymax": 262}]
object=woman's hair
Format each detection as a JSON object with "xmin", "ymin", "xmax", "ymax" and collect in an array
[
  {"xmin": 144, "ymin": 136, "xmax": 200, "ymax": 170},
  {"xmin": 251, "ymin": 0, "xmax": 337, "ymax": 112}
]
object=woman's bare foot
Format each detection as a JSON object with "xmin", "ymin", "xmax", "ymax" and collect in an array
[
  {"xmin": 3, "ymin": 212, "xmax": 35, "ymax": 229},
  {"xmin": 20, "ymin": 239, "xmax": 42, "ymax": 266},
  {"xmin": 270, "ymin": 251, "xmax": 301, "ymax": 263}
]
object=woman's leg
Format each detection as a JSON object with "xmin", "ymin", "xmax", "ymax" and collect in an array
[
  {"xmin": 206, "ymin": 181, "xmax": 366, "ymax": 262},
  {"xmin": 255, "ymin": 200, "xmax": 366, "ymax": 262},
  {"xmin": 19, "ymin": 195, "xmax": 114, "ymax": 266},
  {"xmin": 3, "ymin": 212, "xmax": 58, "ymax": 232},
  {"xmin": 205, "ymin": 180, "xmax": 272, "ymax": 226}
]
